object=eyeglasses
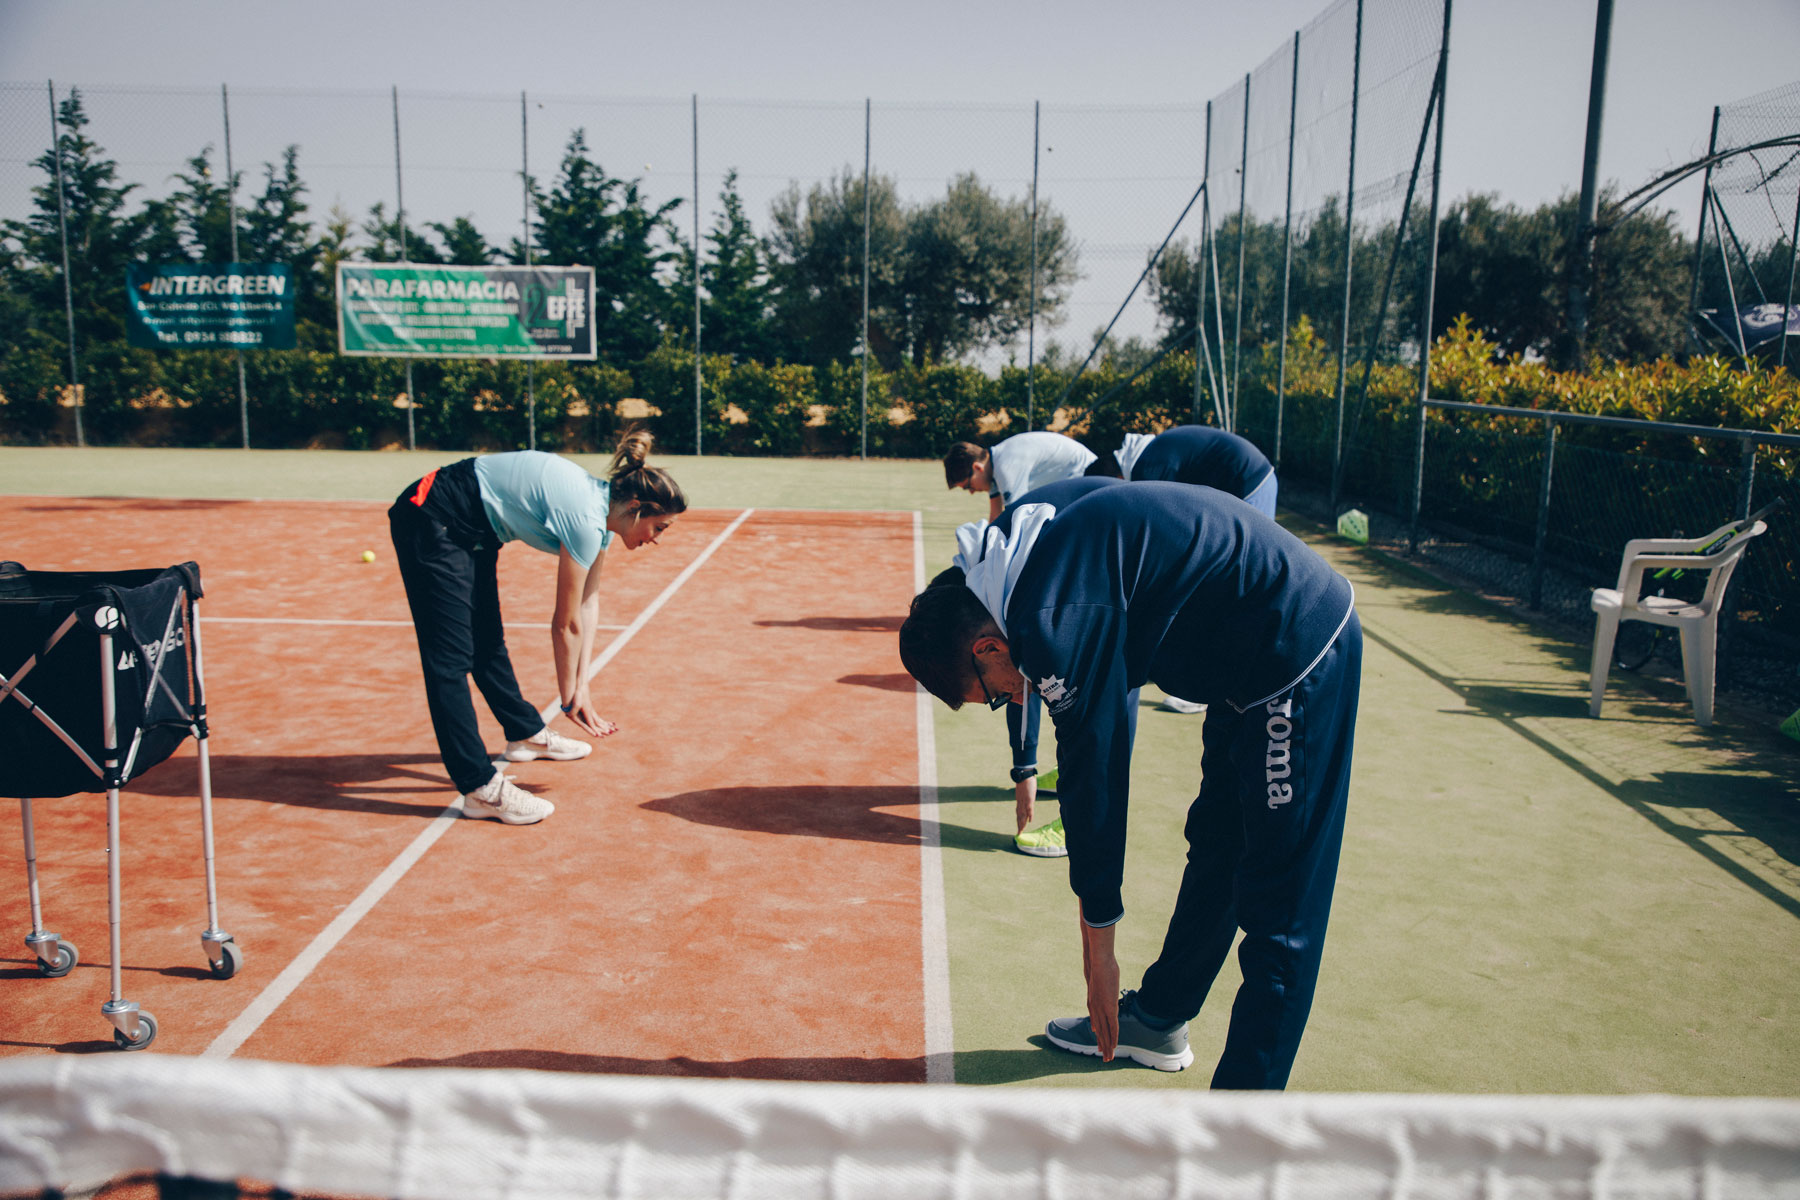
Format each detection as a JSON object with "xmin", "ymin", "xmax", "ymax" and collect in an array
[{"xmin": 971, "ymin": 653, "xmax": 1010, "ymax": 710}]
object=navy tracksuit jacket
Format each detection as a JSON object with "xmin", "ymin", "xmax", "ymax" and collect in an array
[
  {"xmin": 993, "ymin": 481, "xmax": 1361, "ymax": 1089},
  {"xmin": 1130, "ymin": 425, "xmax": 1277, "ymax": 517}
]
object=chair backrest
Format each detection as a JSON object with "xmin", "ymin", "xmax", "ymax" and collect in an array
[{"xmin": 1690, "ymin": 520, "xmax": 1767, "ymax": 617}]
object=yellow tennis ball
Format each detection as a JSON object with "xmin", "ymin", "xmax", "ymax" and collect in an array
[{"xmin": 361, "ymin": 550, "xmax": 376, "ymax": 563}]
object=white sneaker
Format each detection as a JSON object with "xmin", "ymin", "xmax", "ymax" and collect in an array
[
  {"xmin": 503, "ymin": 728, "xmax": 592, "ymax": 762},
  {"xmin": 461, "ymin": 772, "xmax": 554, "ymax": 825},
  {"xmin": 1159, "ymin": 695, "xmax": 1207, "ymax": 714}
]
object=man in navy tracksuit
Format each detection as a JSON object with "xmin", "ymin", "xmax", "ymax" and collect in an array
[
  {"xmin": 901, "ymin": 481, "xmax": 1360, "ymax": 1088},
  {"xmin": 1119, "ymin": 424, "xmax": 1278, "ymax": 519}
]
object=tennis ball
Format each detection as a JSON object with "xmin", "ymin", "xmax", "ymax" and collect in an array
[{"xmin": 361, "ymin": 550, "xmax": 376, "ymax": 563}]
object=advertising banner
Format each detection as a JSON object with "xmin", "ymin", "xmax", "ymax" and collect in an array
[
  {"xmin": 336, "ymin": 263, "xmax": 596, "ymax": 360},
  {"xmin": 126, "ymin": 263, "xmax": 295, "ymax": 350}
]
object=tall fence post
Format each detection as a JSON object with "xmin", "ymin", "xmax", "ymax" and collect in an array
[
  {"xmin": 1194, "ymin": 101, "xmax": 1212, "ymax": 424},
  {"xmin": 1028, "ymin": 99, "xmax": 1040, "ymax": 430},
  {"xmin": 520, "ymin": 91, "xmax": 535, "ymax": 452},
  {"xmin": 859, "ymin": 98, "xmax": 871, "ymax": 461},
  {"xmin": 1275, "ymin": 31, "xmax": 1299, "ymax": 469},
  {"xmin": 222, "ymin": 84, "xmax": 250, "ymax": 450},
  {"xmin": 1781, "ymin": 181, "xmax": 1799, "ymax": 371},
  {"xmin": 1566, "ymin": 0, "xmax": 1614, "ymax": 370},
  {"xmin": 692, "ymin": 93, "xmax": 702, "ymax": 456},
  {"xmin": 1411, "ymin": 0, "xmax": 1451, "ymax": 554},
  {"xmin": 1331, "ymin": 0, "xmax": 1365, "ymax": 510},
  {"xmin": 1529, "ymin": 418, "xmax": 1558, "ymax": 610},
  {"xmin": 48, "ymin": 80, "xmax": 83, "ymax": 448},
  {"xmin": 392, "ymin": 86, "xmax": 420, "ymax": 452},
  {"xmin": 1738, "ymin": 439, "xmax": 1757, "ymax": 519},
  {"xmin": 1231, "ymin": 72, "xmax": 1250, "ymax": 433},
  {"xmin": 1685, "ymin": 107, "xmax": 1721, "ymax": 353}
]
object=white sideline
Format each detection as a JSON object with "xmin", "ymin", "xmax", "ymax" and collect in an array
[
  {"xmin": 203, "ymin": 511, "xmax": 754, "ymax": 1060},
  {"xmin": 534, "ymin": 507, "xmax": 756, "ymax": 725},
  {"xmin": 914, "ymin": 510, "xmax": 955, "ymax": 1084}
]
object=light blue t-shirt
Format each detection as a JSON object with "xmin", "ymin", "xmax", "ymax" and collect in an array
[
  {"xmin": 472, "ymin": 451, "xmax": 614, "ymax": 568},
  {"xmin": 988, "ymin": 432, "xmax": 1098, "ymax": 506}
]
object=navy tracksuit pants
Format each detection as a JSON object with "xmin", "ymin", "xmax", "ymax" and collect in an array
[
  {"xmin": 388, "ymin": 461, "xmax": 545, "ymax": 795},
  {"xmin": 1136, "ymin": 612, "xmax": 1361, "ymax": 1090}
]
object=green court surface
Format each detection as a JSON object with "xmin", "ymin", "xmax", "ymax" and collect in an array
[{"xmin": 4, "ymin": 446, "xmax": 1796, "ymax": 1094}]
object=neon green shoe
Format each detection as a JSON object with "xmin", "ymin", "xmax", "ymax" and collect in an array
[
  {"xmin": 1014, "ymin": 816, "xmax": 1067, "ymax": 858},
  {"xmin": 1037, "ymin": 768, "xmax": 1058, "ymax": 796}
]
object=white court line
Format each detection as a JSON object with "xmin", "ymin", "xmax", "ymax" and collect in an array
[
  {"xmin": 205, "ymin": 617, "xmax": 627, "ymax": 631},
  {"xmin": 914, "ymin": 510, "xmax": 955, "ymax": 1084},
  {"xmin": 534, "ymin": 507, "xmax": 756, "ymax": 725},
  {"xmin": 203, "ymin": 509, "xmax": 755, "ymax": 1060}
]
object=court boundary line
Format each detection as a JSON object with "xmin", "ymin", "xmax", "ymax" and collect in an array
[
  {"xmin": 914, "ymin": 510, "xmax": 955, "ymax": 1084},
  {"xmin": 202, "ymin": 509, "xmax": 755, "ymax": 1060},
  {"xmin": 534, "ymin": 508, "xmax": 756, "ymax": 725}
]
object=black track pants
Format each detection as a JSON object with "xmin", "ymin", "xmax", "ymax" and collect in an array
[{"xmin": 388, "ymin": 497, "xmax": 544, "ymax": 795}]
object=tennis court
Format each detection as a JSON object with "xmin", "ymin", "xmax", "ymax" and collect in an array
[{"xmin": 1, "ymin": 448, "xmax": 1796, "ymax": 1099}]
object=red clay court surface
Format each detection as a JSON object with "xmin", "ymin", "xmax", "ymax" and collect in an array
[{"xmin": 0, "ymin": 496, "xmax": 930, "ymax": 1080}]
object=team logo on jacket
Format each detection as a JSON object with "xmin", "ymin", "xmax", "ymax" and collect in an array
[{"xmin": 1036, "ymin": 674, "xmax": 1075, "ymax": 713}]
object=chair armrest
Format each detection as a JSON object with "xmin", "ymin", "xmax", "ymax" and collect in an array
[{"xmin": 1615, "ymin": 523, "xmax": 1766, "ymax": 597}]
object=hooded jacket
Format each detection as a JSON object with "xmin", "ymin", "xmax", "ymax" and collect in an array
[{"xmin": 970, "ymin": 481, "xmax": 1353, "ymax": 926}]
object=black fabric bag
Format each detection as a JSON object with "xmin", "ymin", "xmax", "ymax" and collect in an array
[{"xmin": 0, "ymin": 562, "xmax": 204, "ymax": 799}]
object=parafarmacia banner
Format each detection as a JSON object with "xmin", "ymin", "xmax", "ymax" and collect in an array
[
  {"xmin": 127, "ymin": 263, "xmax": 295, "ymax": 349},
  {"xmin": 336, "ymin": 263, "xmax": 596, "ymax": 360}
]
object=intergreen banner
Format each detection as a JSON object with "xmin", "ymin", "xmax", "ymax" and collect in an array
[
  {"xmin": 126, "ymin": 263, "xmax": 295, "ymax": 349},
  {"xmin": 336, "ymin": 263, "xmax": 596, "ymax": 360}
]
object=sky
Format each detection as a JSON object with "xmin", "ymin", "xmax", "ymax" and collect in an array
[
  {"xmin": 4, "ymin": 0, "xmax": 1793, "ymax": 227},
  {"xmin": 1, "ymin": 0, "xmax": 1795, "ymax": 351}
]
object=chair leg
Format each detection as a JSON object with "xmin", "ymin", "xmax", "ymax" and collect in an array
[
  {"xmin": 1589, "ymin": 612, "xmax": 1621, "ymax": 718},
  {"xmin": 1679, "ymin": 619, "xmax": 1717, "ymax": 727}
]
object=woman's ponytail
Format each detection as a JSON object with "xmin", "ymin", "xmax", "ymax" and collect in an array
[{"xmin": 608, "ymin": 426, "xmax": 688, "ymax": 517}]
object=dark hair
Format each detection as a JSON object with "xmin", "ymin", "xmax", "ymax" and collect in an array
[
  {"xmin": 926, "ymin": 565, "xmax": 966, "ymax": 591},
  {"xmin": 943, "ymin": 441, "xmax": 987, "ymax": 488},
  {"xmin": 898, "ymin": 584, "xmax": 997, "ymax": 710},
  {"xmin": 608, "ymin": 427, "xmax": 687, "ymax": 517}
]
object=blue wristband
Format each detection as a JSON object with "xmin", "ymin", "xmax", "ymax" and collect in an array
[{"xmin": 561, "ymin": 701, "xmax": 576, "ymax": 714}]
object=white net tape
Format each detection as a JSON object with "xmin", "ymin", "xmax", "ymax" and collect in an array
[{"xmin": 3, "ymin": 1057, "xmax": 1798, "ymax": 1200}]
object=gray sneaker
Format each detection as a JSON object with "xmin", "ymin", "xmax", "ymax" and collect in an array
[{"xmin": 1045, "ymin": 990, "xmax": 1194, "ymax": 1072}]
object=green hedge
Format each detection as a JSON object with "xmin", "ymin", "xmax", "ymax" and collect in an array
[{"xmin": 4, "ymin": 320, "xmax": 1796, "ymax": 476}]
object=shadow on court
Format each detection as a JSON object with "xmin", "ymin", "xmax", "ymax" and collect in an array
[
  {"xmin": 837, "ymin": 672, "xmax": 915, "ymax": 692},
  {"xmin": 953, "ymin": 1039, "xmax": 1177, "ymax": 1085},
  {"xmin": 755, "ymin": 615, "xmax": 903, "ymax": 633},
  {"xmin": 388, "ymin": 1048, "xmax": 923, "ymax": 1083},
  {"xmin": 1361, "ymin": 621, "xmax": 1800, "ymax": 920},
  {"xmin": 643, "ymin": 785, "xmax": 998, "ymax": 848},
  {"xmin": 122, "ymin": 752, "xmax": 456, "ymax": 818}
]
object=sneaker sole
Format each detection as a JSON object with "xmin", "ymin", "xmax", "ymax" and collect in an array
[
  {"xmin": 500, "ymin": 747, "xmax": 591, "ymax": 763},
  {"xmin": 461, "ymin": 801, "xmax": 554, "ymax": 825},
  {"xmin": 1044, "ymin": 1026, "xmax": 1194, "ymax": 1072},
  {"xmin": 1014, "ymin": 842, "xmax": 1069, "ymax": 858}
]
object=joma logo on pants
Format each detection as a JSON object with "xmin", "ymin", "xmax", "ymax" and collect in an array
[{"xmin": 1264, "ymin": 697, "xmax": 1294, "ymax": 809}]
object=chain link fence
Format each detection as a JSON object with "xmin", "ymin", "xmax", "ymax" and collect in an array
[
  {"xmin": 3, "ymin": 12, "xmax": 1796, "ymax": 709},
  {"xmin": 1691, "ymin": 80, "xmax": 1800, "ymax": 363}
]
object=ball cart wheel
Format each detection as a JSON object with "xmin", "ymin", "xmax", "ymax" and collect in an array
[
  {"xmin": 37, "ymin": 941, "xmax": 79, "ymax": 978},
  {"xmin": 209, "ymin": 940, "xmax": 244, "ymax": 980},
  {"xmin": 114, "ymin": 1010, "xmax": 157, "ymax": 1052}
]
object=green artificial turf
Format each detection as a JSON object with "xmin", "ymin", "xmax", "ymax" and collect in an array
[{"xmin": 4, "ymin": 446, "xmax": 1794, "ymax": 1094}]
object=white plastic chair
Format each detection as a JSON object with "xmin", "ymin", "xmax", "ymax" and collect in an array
[{"xmin": 1588, "ymin": 515, "xmax": 1768, "ymax": 727}]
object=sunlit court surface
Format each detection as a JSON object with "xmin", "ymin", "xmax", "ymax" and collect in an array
[
  {"xmin": 2, "ymin": 451, "xmax": 1798, "ymax": 1198},
  {"xmin": 0, "ymin": 449, "xmax": 1793, "ymax": 1087},
  {"xmin": 0, "ymin": 471, "xmax": 930, "ymax": 1076}
]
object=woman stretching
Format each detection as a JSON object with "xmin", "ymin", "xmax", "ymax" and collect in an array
[{"xmin": 388, "ymin": 430, "xmax": 686, "ymax": 824}]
